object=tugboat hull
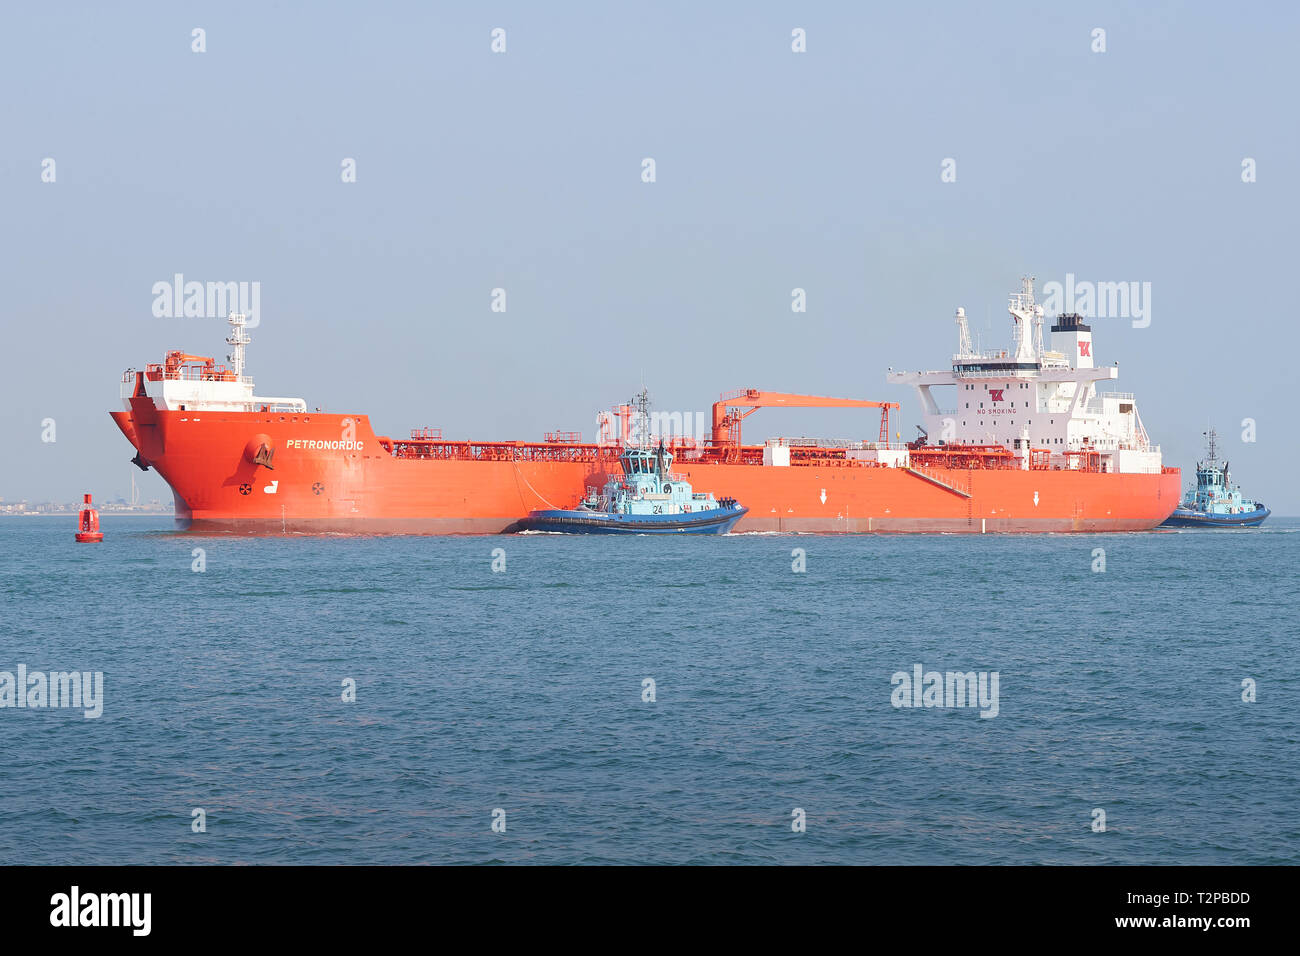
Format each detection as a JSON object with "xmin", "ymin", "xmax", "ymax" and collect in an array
[
  {"xmin": 519, "ymin": 506, "xmax": 748, "ymax": 535},
  {"xmin": 1161, "ymin": 506, "xmax": 1269, "ymax": 528}
]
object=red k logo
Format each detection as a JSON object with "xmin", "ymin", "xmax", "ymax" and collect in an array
[
  {"xmin": 990, "ymin": 389, "xmax": 1004, "ymax": 402},
  {"xmin": 1079, "ymin": 341, "xmax": 1091, "ymax": 357}
]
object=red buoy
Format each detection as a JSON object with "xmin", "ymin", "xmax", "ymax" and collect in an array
[{"xmin": 75, "ymin": 493, "xmax": 104, "ymax": 543}]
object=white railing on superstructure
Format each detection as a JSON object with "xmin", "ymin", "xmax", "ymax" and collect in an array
[
  {"xmin": 952, "ymin": 350, "xmax": 1029, "ymax": 362},
  {"xmin": 120, "ymin": 369, "xmax": 254, "ymax": 386},
  {"xmin": 768, "ymin": 437, "xmax": 909, "ymax": 451}
]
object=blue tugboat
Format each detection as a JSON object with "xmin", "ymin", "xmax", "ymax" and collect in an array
[
  {"xmin": 1161, "ymin": 429, "xmax": 1269, "ymax": 528},
  {"xmin": 520, "ymin": 400, "xmax": 747, "ymax": 536}
]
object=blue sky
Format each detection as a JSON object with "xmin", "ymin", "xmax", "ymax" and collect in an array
[{"xmin": 2, "ymin": 1, "xmax": 1296, "ymax": 511}]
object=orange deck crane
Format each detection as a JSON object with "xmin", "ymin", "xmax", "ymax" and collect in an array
[
  {"xmin": 711, "ymin": 389, "xmax": 901, "ymax": 447},
  {"xmin": 148, "ymin": 351, "xmax": 238, "ymax": 382}
]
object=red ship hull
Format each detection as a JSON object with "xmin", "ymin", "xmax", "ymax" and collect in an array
[{"xmin": 110, "ymin": 404, "xmax": 1180, "ymax": 534}]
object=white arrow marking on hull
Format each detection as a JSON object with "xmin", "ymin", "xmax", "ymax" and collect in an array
[
  {"xmin": 1033, "ymin": 491, "xmax": 1039, "ymax": 507},
  {"xmin": 819, "ymin": 488, "xmax": 827, "ymax": 505}
]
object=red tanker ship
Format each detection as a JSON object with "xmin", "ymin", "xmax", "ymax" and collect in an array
[{"xmin": 110, "ymin": 280, "xmax": 1180, "ymax": 533}]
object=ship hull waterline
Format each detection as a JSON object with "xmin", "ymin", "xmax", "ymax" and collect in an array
[
  {"xmin": 1160, "ymin": 507, "xmax": 1270, "ymax": 529},
  {"xmin": 518, "ymin": 506, "xmax": 749, "ymax": 535}
]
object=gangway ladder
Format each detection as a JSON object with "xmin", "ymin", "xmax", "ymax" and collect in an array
[{"xmin": 903, "ymin": 465, "xmax": 972, "ymax": 498}]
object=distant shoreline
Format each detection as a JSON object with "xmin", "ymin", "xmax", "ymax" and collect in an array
[{"xmin": 0, "ymin": 511, "xmax": 173, "ymax": 518}]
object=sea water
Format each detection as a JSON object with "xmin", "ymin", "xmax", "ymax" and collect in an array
[{"xmin": 1, "ymin": 516, "xmax": 1296, "ymax": 864}]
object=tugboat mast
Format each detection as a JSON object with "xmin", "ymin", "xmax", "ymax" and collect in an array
[
  {"xmin": 1203, "ymin": 427, "xmax": 1218, "ymax": 463},
  {"xmin": 632, "ymin": 387, "xmax": 652, "ymax": 449}
]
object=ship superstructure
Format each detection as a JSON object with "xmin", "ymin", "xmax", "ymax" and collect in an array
[
  {"xmin": 887, "ymin": 278, "xmax": 1162, "ymax": 475},
  {"xmin": 124, "ymin": 313, "xmax": 307, "ymax": 414}
]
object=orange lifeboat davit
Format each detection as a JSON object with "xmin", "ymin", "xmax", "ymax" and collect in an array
[{"xmin": 75, "ymin": 493, "xmax": 104, "ymax": 543}]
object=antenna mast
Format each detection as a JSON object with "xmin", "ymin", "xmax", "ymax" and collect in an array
[
  {"xmin": 955, "ymin": 307, "xmax": 973, "ymax": 357},
  {"xmin": 1007, "ymin": 276, "xmax": 1038, "ymax": 362},
  {"xmin": 226, "ymin": 311, "xmax": 250, "ymax": 379}
]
